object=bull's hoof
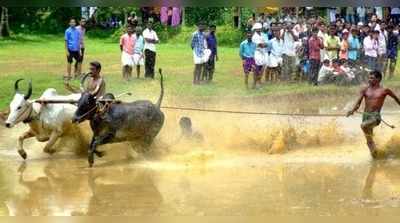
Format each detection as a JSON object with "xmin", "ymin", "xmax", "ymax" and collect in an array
[
  {"xmin": 18, "ymin": 150, "xmax": 27, "ymax": 160},
  {"xmin": 88, "ymin": 153, "xmax": 94, "ymax": 167},
  {"xmin": 43, "ymin": 148, "xmax": 56, "ymax": 155},
  {"xmin": 95, "ymin": 150, "xmax": 106, "ymax": 158}
]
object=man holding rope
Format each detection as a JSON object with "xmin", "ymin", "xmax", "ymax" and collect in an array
[{"xmin": 347, "ymin": 70, "xmax": 400, "ymax": 159}]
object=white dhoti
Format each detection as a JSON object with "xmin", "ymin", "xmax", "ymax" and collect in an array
[
  {"xmin": 121, "ymin": 51, "xmax": 134, "ymax": 66},
  {"xmin": 267, "ymin": 54, "xmax": 283, "ymax": 68},
  {"xmin": 133, "ymin": 53, "xmax": 144, "ymax": 66},
  {"xmin": 254, "ymin": 50, "xmax": 265, "ymax": 66},
  {"xmin": 193, "ymin": 49, "xmax": 211, "ymax": 64}
]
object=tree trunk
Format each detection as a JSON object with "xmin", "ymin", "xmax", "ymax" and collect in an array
[
  {"xmin": 0, "ymin": 7, "xmax": 10, "ymax": 37},
  {"xmin": 181, "ymin": 7, "xmax": 185, "ymax": 26},
  {"xmin": 238, "ymin": 7, "xmax": 241, "ymax": 29}
]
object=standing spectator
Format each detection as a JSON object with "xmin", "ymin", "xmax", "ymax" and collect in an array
[
  {"xmin": 391, "ymin": 7, "xmax": 400, "ymax": 24},
  {"xmin": 308, "ymin": 27, "xmax": 324, "ymax": 85},
  {"xmin": 239, "ymin": 31, "xmax": 257, "ymax": 89},
  {"xmin": 386, "ymin": 25, "xmax": 399, "ymax": 79},
  {"xmin": 363, "ymin": 30, "xmax": 379, "ymax": 70},
  {"xmin": 205, "ymin": 24, "xmax": 218, "ymax": 82},
  {"xmin": 346, "ymin": 7, "xmax": 355, "ymax": 24},
  {"xmin": 318, "ymin": 24, "xmax": 328, "ymax": 63},
  {"xmin": 266, "ymin": 29, "xmax": 284, "ymax": 82},
  {"xmin": 324, "ymin": 26, "xmax": 340, "ymax": 61},
  {"xmin": 282, "ymin": 23, "xmax": 298, "ymax": 81},
  {"xmin": 133, "ymin": 26, "xmax": 145, "ymax": 78},
  {"xmin": 191, "ymin": 21, "xmax": 210, "ymax": 85},
  {"xmin": 75, "ymin": 18, "xmax": 86, "ymax": 78},
  {"xmin": 377, "ymin": 24, "xmax": 387, "ymax": 73},
  {"xmin": 252, "ymin": 23, "xmax": 267, "ymax": 88},
  {"xmin": 143, "ymin": 19, "xmax": 159, "ymax": 79},
  {"xmin": 339, "ymin": 31, "xmax": 349, "ymax": 60},
  {"xmin": 348, "ymin": 28, "xmax": 361, "ymax": 64},
  {"xmin": 120, "ymin": 25, "xmax": 136, "ymax": 81},
  {"xmin": 64, "ymin": 18, "xmax": 82, "ymax": 82},
  {"xmin": 357, "ymin": 7, "xmax": 366, "ymax": 24}
]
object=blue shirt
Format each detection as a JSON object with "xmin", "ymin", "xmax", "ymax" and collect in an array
[
  {"xmin": 239, "ymin": 39, "xmax": 256, "ymax": 59},
  {"xmin": 206, "ymin": 33, "xmax": 217, "ymax": 57},
  {"xmin": 348, "ymin": 36, "xmax": 360, "ymax": 60},
  {"xmin": 191, "ymin": 31, "xmax": 206, "ymax": 57},
  {"xmin": 65, "ymin": 27, "xmax": 81, "ymax": 52},
  {"xmin": 134, "ymin": 35, "xmax": 145, "ymax": 54}
]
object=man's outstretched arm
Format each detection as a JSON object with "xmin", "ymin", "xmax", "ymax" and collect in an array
[
  {"xmin": 386, "ymin": 89, "xmax": 400, "ymax": 106},
  {"xmin": 347, "ymin": 89, "xmax": 365, "ymax": 117}
]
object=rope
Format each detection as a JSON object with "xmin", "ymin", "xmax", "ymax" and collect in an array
[
  {"xmin": 161, "ymin": 106, "xmax": 396, "ymax": 129},
  {"xmin": 161, "ymin": 106, "xmax": 345, "ymax": 117}
]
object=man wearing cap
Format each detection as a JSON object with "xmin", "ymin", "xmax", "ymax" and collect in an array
[
  {"xmin": 252, "ymin": 22, "xmax": 267, "ymax": 88},
  {"xmin": 191, "ymin": 21, "xmax": 211, "ymax": 84},
  {"xmin": 143, "ymin": 19, "xmax": 159, "ymax": 79}
]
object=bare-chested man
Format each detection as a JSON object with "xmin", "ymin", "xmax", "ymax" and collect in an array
[
  {"xmin": 65, "ymin": 61, "xmax": 106, "ymax": 98},
  {"xmin": 347, "ymin": 70, "xmax": 400, "ymax": 158}
]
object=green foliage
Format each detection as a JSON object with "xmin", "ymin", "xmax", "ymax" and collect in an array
[
  {"xmin": 184, "ymin": 7, "xmax": 231, "ymax": 26},
  {"xmin": 8, "ymin": 7, "xmax": 81, "ymax": 34}
]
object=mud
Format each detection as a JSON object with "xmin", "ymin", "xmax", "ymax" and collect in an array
[{"xmin": 0, "ymin": 97, "xmax": 400, "ymax": 216}]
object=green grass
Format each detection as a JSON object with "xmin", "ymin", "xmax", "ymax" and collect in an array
[{"xmin": 1, "ymin": 34, "xmax": 400, "ymax": 110}]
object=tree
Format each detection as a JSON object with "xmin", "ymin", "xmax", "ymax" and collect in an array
[{"xmin": 0, "ymin": 7, "xmax": 10, "ymax": 37}]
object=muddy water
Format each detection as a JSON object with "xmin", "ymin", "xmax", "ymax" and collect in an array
[{"xmin": 1, "ymin": 102, "xmax": 400, "ymax": 216}]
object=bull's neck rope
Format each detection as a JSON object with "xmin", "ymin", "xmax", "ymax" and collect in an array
[
  {"xmin": 78, "ymin": 104, "xmax": 99, "ymax": 121},
  {"xmin": 22, "ymin": 103, "xmax": 38, "ymax": 123}
]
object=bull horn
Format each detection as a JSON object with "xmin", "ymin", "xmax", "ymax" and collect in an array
[
  {"xmin": 14, "ymin": 79, "xmax": 24, "ymax": 92},
  {"xmin": 24, "ymin": 80, "xmax": 32, "ymax": 100},
  {"xmin": 80, "ymin": 73, "xmax": 91, "ymax": 92}
]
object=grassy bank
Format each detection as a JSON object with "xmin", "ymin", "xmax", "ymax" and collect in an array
[{"xmin": 0, "ymin": 35, "xmax": 400, "ymax": 110}]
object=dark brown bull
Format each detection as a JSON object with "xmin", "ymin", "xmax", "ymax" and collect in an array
[{"xmin": 72, "ymin": 69, "xmax": 165, "ymax": 167}]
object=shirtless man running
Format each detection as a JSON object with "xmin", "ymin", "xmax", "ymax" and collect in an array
[{"xmin": 347, "ymin": 70, "xmax": 400, "ymax": 158}]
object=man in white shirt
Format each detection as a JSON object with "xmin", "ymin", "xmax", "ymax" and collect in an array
[
  {"xmin": 282, "ymin": 22, "xmax": 298, "ymax": 81},
  {"xmin": 251, "ymin": 22, "xmax": 266, "ymax": 88},
  {"xmin": 363, "ymin": 30, "xmax": 379, "ymax": 71},
  {"xmin": 143, "ymin": 19, "xmax": 159, "ymax": 79}
]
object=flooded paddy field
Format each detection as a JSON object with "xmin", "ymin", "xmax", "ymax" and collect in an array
[{"xmin": 1, "ymin": 97, "xmax": 400, "ymax": 216}]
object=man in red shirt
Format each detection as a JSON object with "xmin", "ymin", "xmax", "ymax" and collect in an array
[{"xmin": 308, "ymin": 27, "xmax": 324, "ymax": 85}]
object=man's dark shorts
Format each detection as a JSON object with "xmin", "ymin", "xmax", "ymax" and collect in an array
[
  {"xmin": 362, "ymin": 112, "xmax": 381, "ymax": 129},
  {"xmin": 67, "ymin": 50, "xmax": 82, "ymax": 63}
]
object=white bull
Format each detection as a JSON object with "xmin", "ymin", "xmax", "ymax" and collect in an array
[{"xmin": 5, "ymin": 79, "xmax": 81, "ymax": 159}]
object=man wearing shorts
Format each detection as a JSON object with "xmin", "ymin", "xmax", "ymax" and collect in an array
[
  {"xmin": 120, "ymin": 25, "xmax": 136, "ymax": 81},
  {"xmin": 133, "ymin": 26, "xmax": 145, "ymax": 78},
  {"xmin": 64, "ymin": 18, "xmax": 82, "ymax": 81},
  {"xmin": 347, "ymin": 70, "xmax": 400, "ymax": 159},
  {"xmin": 239, "ymin": 30, "xmax": 256, "ymax": 89},
  {"xmin": 75, "ymin": 18, "xmax": 86, "ymax": 78}
]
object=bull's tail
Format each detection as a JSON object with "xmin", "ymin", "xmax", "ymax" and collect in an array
[{"xmin": 156, "ymin": 68, "xmax": 164, "ymax": 108}]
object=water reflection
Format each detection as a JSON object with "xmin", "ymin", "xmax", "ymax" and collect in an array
[{"xmin": 0, "ymin": 148, "xmax": 400, "ymax": 215}]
